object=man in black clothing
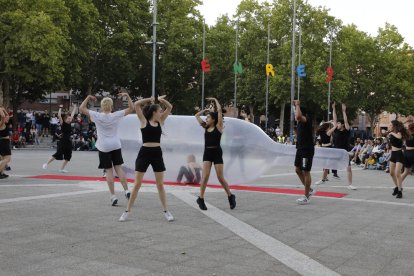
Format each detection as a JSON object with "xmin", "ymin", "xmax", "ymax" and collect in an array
[
  {"xmin": 293, "ymin": 100, "xmax": 315, "ymax": 205},
  {"xmin": 332, "ymin": 102, "xmax": 357, "ymax": 190}
]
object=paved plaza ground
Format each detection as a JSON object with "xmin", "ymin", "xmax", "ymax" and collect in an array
[{"xmin": 1, "ymin": 150, "xmax": 414, "ymax": 276}]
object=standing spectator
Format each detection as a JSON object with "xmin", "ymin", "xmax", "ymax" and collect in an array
[
  {"xmin": 25, "ymin": 109, "xmax": 33, "ymax": 132},
  {"xmin": 50, "ymin": 114, "xmax": 59, "ymax": 141},
  {"xmin": 42, "ymin": 111, "xmax": 50, "ymax": 137},
  {"xmin": 17, "ymin": 110, "xmax": 26, "ymax": 129}
]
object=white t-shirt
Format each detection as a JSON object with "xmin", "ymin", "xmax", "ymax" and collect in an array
[{"xmin": 89, "ymin": 110, "xmax": 125, "ymax": 152}]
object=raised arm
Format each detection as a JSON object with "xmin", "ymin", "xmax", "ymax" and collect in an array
[
  {"xmin": 79, "ymin": 95, "xmax": 97, "ymax": 116},
  {"xmin": 332, "ymin": 102, "xmax": 337, "ymax": 126},
  {"xmin": 158, "ymin": 95, "xmax": 173, "ymax": 123},
  {"xmin": 206, "ymin": 97, "xmax": 223, "ymax": 130},
  {"xmin": 293, "ymin": 100, "xmax": 306, "ymax": 123},
  {"xmin": 326, "ymin": 121, "xmax": 336, "ymax": 136},
  {"xmin": 58, "ymin": 106, "xmax": 63, "ymax": 124},
  {"xmin": 342, "ymin": 103, "xmax": 350, "ymax": 130},
  {"xmin": 118, "ymin": 88, "xmax": 134, "ymax": 115},
  {"xmin": 195, "ymin": 108, "xmax": 208, "ymax": 127},
  {"xmin": 134, "ymin": 97, "xmax": 154, "ymax": 127},
  {"xmin": 70, "ymin": 103, "xmax": 77, "ymax": 119}
]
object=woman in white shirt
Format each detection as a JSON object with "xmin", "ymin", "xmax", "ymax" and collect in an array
[{"xmin": 79, "ymin": 90, "xmax": 134, "ymax": 206}]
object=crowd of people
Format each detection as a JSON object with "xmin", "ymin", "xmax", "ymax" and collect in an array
[{"xmin": 11, "ymin": 108, "xmax": 99, "ymax": 152}]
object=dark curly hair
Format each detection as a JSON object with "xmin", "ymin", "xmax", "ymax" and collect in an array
[{"xmin": 391, "ymin": 120, "xmax": 410, "ymax": 140}]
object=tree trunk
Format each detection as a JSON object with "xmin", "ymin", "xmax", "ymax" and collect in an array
[{"xmin": 279, "ymin": 102, "xmax": 285, "ymax": 134}]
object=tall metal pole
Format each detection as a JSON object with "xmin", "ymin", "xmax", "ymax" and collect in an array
[
  {"xmin": 289, "ymin": 0, "xmax": 297, "ymax": 139},
  {"xmin": 265, "ymin": 23, "xmax": 270, "ymax": 130},
  {"xmin": 327, "ymin": 37, "xmax": 332, "ymax": 120},
  {"xmin": 297, "ymin": 28, "xmax": 302, "ymax": 100},
  {"xmin": 234, "ymin": 20, "xmax": 239, "ymax": 113},
  {"xmin": 201, "ymin": 20, "xmax": 206, "ymax": 109},
  {"xmin": 151, "ymin": 0, "xmax": 158, "ymax": 98}
]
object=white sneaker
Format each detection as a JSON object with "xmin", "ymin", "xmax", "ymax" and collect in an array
[
  {"xmin": 348, "ymin": 185, "xmax": 357, "ymax": 190},
  {"xmin": 125, "ymin": 191, "xmax": 131, "ymax": 200},
  {"xmin": 110, "ymin": 195, "xmax": 118, "ymax": 206},
  {"xmin": 42, "ymin": 163, "xmax": 48, "ymax": 170},
  {"xmin": 296, "ymin": 197, "xmax": 310, "ymax": 205},
  {"xmin": 315, "ymin": 179, "xmax": 325, "ymax": 185},
  {"xmin": 164, "ymin": 211, "xmax": 174, "ymax": 222},
  {"xmin": 58, "ymin": 169, "xmax": 68, "ymax": 173},
  {"xmin": 119, "ymin": 211, "xmax": 129, "ymax": 222}
]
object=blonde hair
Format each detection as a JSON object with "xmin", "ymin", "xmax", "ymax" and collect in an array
[{"xmin": 101, "ymin": 97, "xmax": 113, "ymax": 112}]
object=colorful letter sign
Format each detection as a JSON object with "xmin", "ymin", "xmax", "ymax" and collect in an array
[
  {"xmin": 201, "ymin": 59, "xmax": 211, "ymax": 72},
  {"xmin": 233, "ymin": 62, "xmax": 243, "ymax": 74},
  {"xmin": 296, "ymin": 64, "xmax": 306, "ymax": 77},
  {"xmin": 326, "ymin": 66, "xmax": 334, "ymax": 83},
  {"xmin": 266, "ymin": 64, "xmax": 275, "ymax": 77}
]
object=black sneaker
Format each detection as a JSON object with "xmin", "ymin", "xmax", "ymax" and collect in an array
[
  {"xmin": 332, "ymin": 174, "xmax": 340, "ymax": 180},
  {"xmin": 396, "ymin": 190, "xmax": 403, "ymax": 199},
  {"xmin": 196, "ymin": 197, "xmax": 207, "ymax": 210},
  {"xmin": 392, "ymin": 187, "xmax": 398, "ymax": 196},
  {"xmin": 228, "ymin": 194, "xmax": 236, "ymax": 209},
  {"xmin": 0, "ymin": 173, "xmax": 9, "ymax": 179}
]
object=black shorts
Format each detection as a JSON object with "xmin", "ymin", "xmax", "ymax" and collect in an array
[
  {"xmin": 53, "ymin": 140, "xmax": 72, "ymax": 161},
  {"xmin": 135, "ymin": 146, "xmax": 165, "ymax": 172},
  {"xmin": 98, "ymin": 149, "xmax": 124, "ymax": 169},
  {"xmin": 0, "ymin": 139, "xmax": 11, "ymax": 156},
  {"xmin": 390, "ymin": 150, "xmax": 404, "ymax": 164},
  {"xmin": 203, "ymin": 147, "xmax": 223, "ymax": 164},
  {"xmin": 294, "ymin": 148, "xmax": 315, "ymax": 171},
  {"xmin": 404, "ymin": 150, "xmax": 414, "ymax": 168}
]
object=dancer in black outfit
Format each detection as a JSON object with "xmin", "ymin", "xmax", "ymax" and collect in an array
[
  {"xmin": 402, "ymin": 123, "xmax": 414, "ymax": 183},
  {"xmin": 195, "ymin": 97, "xmax": 236, "ymax": 211},
  {"xmin": 388, "ymin": 120, "xmax": 410, "ymax": 198},
  {"xmin": 315, "ymin": 121, "xmax": 336, "ymax": 184},
  {"xmin": 331, "ymin": 102, "xmax": 357, "ymax": 190},
  {"xmin": 293, "ymin": 100, "xmax": 315, "ymax": 205},
  {"xmin": 42, "ymin": 104, "xmax": 76, "ymax": 173},
  {"xmin": 0, "ymin": 107, "xmax": 11, "ymax": 178},
  {"xmin": 119, "ymin": 95, "xmax": 174, "ymax": 222}
]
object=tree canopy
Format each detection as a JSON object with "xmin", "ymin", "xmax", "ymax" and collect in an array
[{"xmin": 1, "ymin": 0, "xmax": 413, "ymax": 129}]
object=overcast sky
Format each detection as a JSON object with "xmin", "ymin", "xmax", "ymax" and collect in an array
[{"xmin": 197, "ymin": 0, "xmax": 413, "ymax": 47}]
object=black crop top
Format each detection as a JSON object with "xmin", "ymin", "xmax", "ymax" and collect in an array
[
  {"xmin": 406, "ymin": 136, "xmax": 414, "ymax": 147},
  {"xmin": 320, "ymin": 132, "xmax": 331, "ymax": 144},
  {"xmin": 141, "ymin": 122, "xmax": 161, "ymax": 143},
  {"xmin": 0, "ymin": 126, "xmax": 9, "ymax": 138},
  {"xmin": 205, "ymin": 127, "xmax": 222, "ymax": 148},
  {"xmin": 389, "ymin": 134, "xmax": 403, "ymax": 148},
  {"xmin": 61, "ymin": 122, "xmax": 72, "ymax": 141}
]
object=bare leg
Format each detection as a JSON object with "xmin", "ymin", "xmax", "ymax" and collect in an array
[
  {"xmin": 401, "ymin": 167, "xmax": 411, "ymax": 183},
  {"xmin": 322, "ymin": 169, "xmax": 328, "ymax": 180},
  {"xmin": 126, "ymin": 172, "xmax": 145, "ymax": 212},
  {"xmin": 389, "ymin": 162, "xmax": 398, "ymax": 187},
  {"xmin": 0, "ymin": 156, "xmax": 11, "ymax": 172},
  {"xmin": 60, "ymin": 160, "xmax": 69, "ymax": 170},
  {"xmin": 113, "ymin": 165, "xmax": 129, "ymax": 191},
  {"xmin": 395, "ymin": 162, "xmax": 404, "ymax": 190},
  {"xmin": 214, "ymin": 164, "xmax": 232, "ymax": 196},
  {"xmin": 154, "ymin": 171, "xmax": 167, "ymax": 211},
  {"xmin": 295, "ymin": 167, "xmax": 305, "ymax": 186},
  {"xmin": 199, "ymin": 161, "xmax": 212, "ymax": 198},
  {"xmin": 347, "ymin": 166, "xmax": 352, "ymax": 186},
  {"xmin": 105, "ymin": 168, "xmax": 115, "ymax": 195},
  {"xmin": 46, "ymin": 157, "xmax": 55, "ymax": 165},
  {"xmin": 303, "ymin": 171, "xmax": 312, "ymax": 197}
]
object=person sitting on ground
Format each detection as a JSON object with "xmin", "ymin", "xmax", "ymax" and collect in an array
[
  {"xmin": 364, "ymin": 153, "xmax": 377, "ymax": 170},
  {"xmin": 177, "ymin": 154, "xmax": 202, "ymax": 184},
  {"xmin": 11, "ymin": 131, "xmax": 20, "ymax": 149}
]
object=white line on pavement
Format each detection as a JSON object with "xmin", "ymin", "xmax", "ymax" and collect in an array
[
  {"xmin": 0, "ymin": 190, "xmax": 104, "ymax": 204},
  {"xmin": 172, "ymin": 191, "xmax": 340, "ymax": 276}
]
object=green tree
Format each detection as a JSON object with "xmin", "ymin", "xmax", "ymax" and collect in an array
[{"xmin": 0, "ymin": 0, "xmax": 70, "ymax": 126}]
